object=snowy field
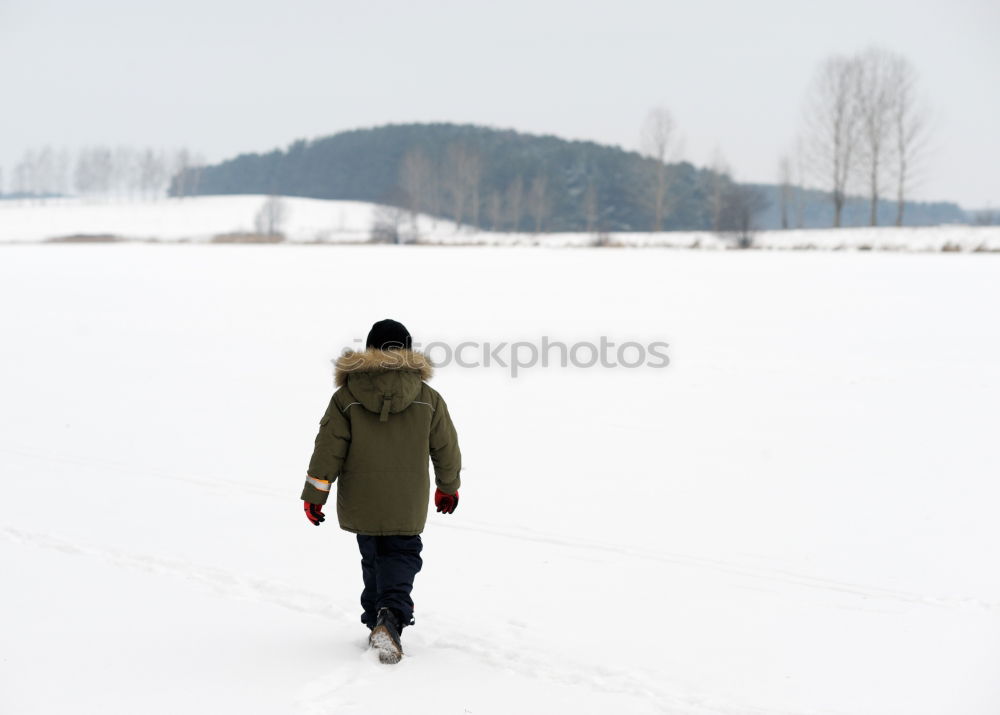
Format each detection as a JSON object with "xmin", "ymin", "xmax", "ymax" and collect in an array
[
  {"xmin": 1, "ymin": 243, "xmax": 999, "ymax": 714},
  {"xmin": 2, "ymin": 195, "xmax": 1000, "ymax": 251}
]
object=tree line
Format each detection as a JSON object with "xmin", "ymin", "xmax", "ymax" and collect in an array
[{"xmin": 1, "ymin": 146, "xmax": 205, "ymax": 199}]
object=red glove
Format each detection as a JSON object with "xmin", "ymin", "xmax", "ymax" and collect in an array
[
  {"xmin": 434, "ymin": 488, "xmax": 459, "ymax": 514},
  {"xmin": 304, "ymin": 501, "xmax": 325, "ymax": 526}
]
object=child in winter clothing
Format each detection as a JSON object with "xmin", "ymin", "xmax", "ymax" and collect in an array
[{"xmin": 301, "ymin": 319, "xmax": 462, "ymax": 663}]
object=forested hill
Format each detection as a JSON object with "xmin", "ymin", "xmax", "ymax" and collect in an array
[{"xmin": 170, "ymin": 123, "xmax": 966, "ymax": 231}]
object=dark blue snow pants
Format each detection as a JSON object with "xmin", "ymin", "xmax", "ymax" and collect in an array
[{"xmin": 357, "ymin": 534, "xmax": 423, "ymax": 631}]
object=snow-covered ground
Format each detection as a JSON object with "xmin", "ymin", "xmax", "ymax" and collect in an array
[
  {"xmin": 2, "ymin": 195, "xmax": 1000, "ymax": 251},
  {"xmin": 1, "ymin": 243, "xmax": 999, "ymax": 714}
]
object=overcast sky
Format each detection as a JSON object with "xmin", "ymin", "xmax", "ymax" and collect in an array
[{"xmin": 2, "ymin": 0, "xmax": 997, "ymax": 207}]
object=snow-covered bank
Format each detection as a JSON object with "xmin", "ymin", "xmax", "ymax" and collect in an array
[
  {"xmin": 430, "ymin": 225, "xmax": 1000, "ymax": 251},
  {"xmin": 2, "ymin": 195, "xmax": 999, "ymax": 251},
  {"xmin": 0, "ymin": 195, "xmax": 377, "ymax": 243},
  {"xmin": 1, "ymin": 244, "xmax": 998, "ymax": 714}
]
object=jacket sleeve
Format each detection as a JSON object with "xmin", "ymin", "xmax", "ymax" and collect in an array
[
  {"xmin": 301, "ymin": 394, "xmax": 352, "ymax": 505},
  {"xmin": 429, "ymin": 393, "xmax": 462, "ymax": 494}
]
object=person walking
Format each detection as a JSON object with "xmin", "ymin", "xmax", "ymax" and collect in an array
[{"xmin": 301, "ymin": 319, "xmax": 462, "ymax": 663}]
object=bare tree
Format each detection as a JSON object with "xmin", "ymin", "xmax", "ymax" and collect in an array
[
  {"xmin": 792, "ymin": 136, "xmax": 807, "ymax": 228},
  {"xmin": 778, "ymin": 155, "xmax": 793, "ymax": 229},
  {"xmin": 80, "ymin": 146, "xmax": 114, "ymax": 197},
  {"xmin": 138, "ymin": 148, "xmax": 169, "ymax": 199},
  {"xmin": 10, "ymin": 157, "xmax": 23, "ymax": 195},
  {"xmin": 889, "ymin": 54, "xmax": 928, "ymax": 226},
  {"xmin": 708, "ymin": 150, "xmax": 731, "ymax": 232},
  {"xmin": 73, "ymin": 149, "xmax": 92, "ymax": 196},
  {"xmin": 13, "ymin": 149, "xmax": 37, "ymax": 197},
  {"xmin": 171, "ymin": 149, "xmax": 205, "ymax": 198},
  {"xmin": 583, "ymin": 181, "xmax": 598, "ymax": 235},
  {"xmin": 528, "ymin": 174, "xmax": 549, "ymax": 233},
  {"xmin": 94, "ymin": 147, "xmax": 113, "ymax": 196},
  {"xmin": 399, "ymin": 149, "xmax": 433, "ymax": 232},
  {"xmin": 420, "ymin": 162, "xmax": 443, "ymax": 228},
  {"xmin": 172, "ymin": 149, "xmax": 191, "ymax": 197},
  {"xmin": 254, "ymin": 195, "xmax": 289, "ymax": 236},
  {"xmin": 487, "ymin": 190, "xmax": 503, "ymax": 231},
  {"xmin": 371, "ymin": 203, "xmax": 407, "ymax": 243},
  {"xmin": 973, "ymin": 208, "xmax": 996, "ymax": 226},
  {"xmin": 806, "ymin": 54, "xmax": 863, "ymax": 227},
  {"xmin": 802, "ymin": 49, "xmax": 929, "ymax": 228},
  {"xmin": 443, "ymin": 143, "xmax": 481, "ymax": 230},
  {"xmin": 111, "ymin": 146, "xmax": 136, "ymax": 198},
  {"xmin": 465, "ymin": 151, "xmax": 482, "ymax": 229},
  {"xmin": 639, "ymin": 107, "xmax": 678, "ymax": 231},
  {"xmin": 506, "ymin": 176, "xmax": 524, "ymax": 231},
  {"xmin": 718, "ymin": 181, "xmax": 770, "ymax": 248},
  {"xmin": 36, "ymin": 146, "xmax": 57, "ymax": 200},
  {"xmin": 94, "ymin": 147, "xmax": 114, "ymax": 196},
  {"xmin": 444, "ymin": 145, "xmax": 466, "ymax": 228},
  {"xmin": 855, "ymin": 48, "xmax": 898, "ymax": 226},
  {"xmin": 74, "ymin": 147, "xmax": 108, "ymax": 197},
  {"xmin": 54, "ymin": 148, "xmax": 71, "ymax": 196}
]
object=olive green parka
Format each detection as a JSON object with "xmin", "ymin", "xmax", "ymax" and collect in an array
[{"xmin": 300, "ymin": 349, "xmax": 461, "ymax": 536}]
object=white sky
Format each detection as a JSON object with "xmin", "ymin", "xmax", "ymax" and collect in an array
[{"xmin": 2, "ymin": 0, "xmax": 998, "ymax": 207}]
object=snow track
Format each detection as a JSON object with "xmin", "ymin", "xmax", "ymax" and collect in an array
[
  {"xmin": 0, "ymin": 525, "xmax": 805, "ymax": 715},
  {"xmin": 5, "ymin": 436, "xmax": 994, "ymax": 615},
  {"xmin": 1, "ymin": 526, "xmax": 348, "ymax": 619}
]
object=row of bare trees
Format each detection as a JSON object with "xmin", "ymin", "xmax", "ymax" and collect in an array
[
  {"xmin": 2, "ymin": 146, "xmax": 205, "ymax": 200},
  {"xmin": 640, "ymin": 108, "xmax": 769, "ymax": 239},
  {"xmin": 797, "ymin": 47, "xmax": 927, "ymax": 227},
  {"xmin": 396, "ymin": 110, "xmax": 763, "ymax": 237},
  {"xmin": 398, "ymin": 145, "xmax": 552, "ymax": 233},
  {"xmin": 393, "ymin": 55, "xmax": 928, "ymax": 236}
]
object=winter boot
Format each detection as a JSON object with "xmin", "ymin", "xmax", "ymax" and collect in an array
[{"xmin": 369, "ymin": 607, "xmax": 403, "ymax": 664}]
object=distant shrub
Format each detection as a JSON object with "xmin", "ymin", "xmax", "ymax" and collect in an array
[
  {"xmin": 254, "ymin": 196, "xmax": 289, "ymax": 236},
  {"xmin": 211, "ymin": 232, "xmax": 285, "ymax": 243},
  {"xmin": 45, "ymin": 234, "xmax": 123, "ymax": 243}
]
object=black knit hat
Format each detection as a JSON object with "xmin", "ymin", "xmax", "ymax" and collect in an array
[{"xmin": 366, "ymin": 319, "xmax": 412, "ymax": 350}]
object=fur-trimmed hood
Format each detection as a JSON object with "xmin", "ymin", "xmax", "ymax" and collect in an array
[
  {"xmin": 334, "ymin": 349, "xmax": 433, "ymax": 418},
  {"xmin": 334, "ymin": 349, "xmax": 433, "ymax": 386}
]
